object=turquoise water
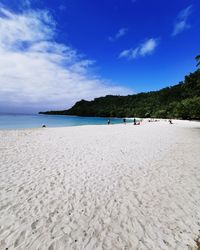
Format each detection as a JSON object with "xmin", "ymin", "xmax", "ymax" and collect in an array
[{"xmin": 0, "ymin": 114, "xmax": 134, "ymax": 129}]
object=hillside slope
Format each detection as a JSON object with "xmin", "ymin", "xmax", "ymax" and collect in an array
[{"xmin": 40, "ymin": 70, "xmax": 200, "ymax": 119}]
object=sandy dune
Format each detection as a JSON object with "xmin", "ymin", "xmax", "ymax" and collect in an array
[{"xmin": 0, "ymin": 120, "xmax": 200, "ymax": 250}]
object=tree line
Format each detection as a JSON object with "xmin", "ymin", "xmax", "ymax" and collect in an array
[{"xmin": 40, "ymin": 55, "xmax": 200, "ymax": 120}]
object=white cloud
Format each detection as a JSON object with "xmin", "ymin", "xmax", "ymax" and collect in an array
[
  {"xmin": 109, "ymin": 28, "xmax": 128, "ymax": 42},
  {"xmin": 0, "ymin": 7, "xmax": 131, "ymax": 113},
  {"xmin": 119, "ymin": 38, "xmax": 159, "ymax": 60},
  {"xmin": 172, "ymin": 5, "xmax": 192, "ymax": 36}
]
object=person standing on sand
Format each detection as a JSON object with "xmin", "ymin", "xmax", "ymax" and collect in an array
[
  {"xmin": 133, "ymin": 118, "xmax": 136, "ymax": 125},
  {"xmin": 123, "ymin": 118, "xmax": 126, "ymax": 124},
  {"xmin": 107, "ymin": 119, "xmax": 110, "ymax": 125},
  {"xmin": 169, "ymin": 119, "xmax": 173, "ymax": 124}
]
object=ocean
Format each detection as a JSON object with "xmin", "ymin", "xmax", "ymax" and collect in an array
[{"xmin": 0, "ymin": 114, "xmax": 134, "ymax": 129}]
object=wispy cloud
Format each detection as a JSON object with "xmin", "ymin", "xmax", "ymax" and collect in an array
[
  {"xmin": 24, "ymin": 0, "xmax": 31, "ymax": 7},
  {"xmin": 119, "ymin": 38, "xmax": 159, "ymax": 60},
  {"xmin": 20, "ymin": 0, "xmax": 31, "ymax": 8},
  {"xmin": 172, "ymin": 5, "xmax": 193, "ymax": 36},
  {"xmin": 0, "ymin": 7, "xmax": 131, "ymax": 113},
  {"xmin": 109, "ymin": 28, "xmax": 128, "ymax": 42},
  {"xmin": 59, "ymin": 5, "xmax": 66, "ymax": 11}
]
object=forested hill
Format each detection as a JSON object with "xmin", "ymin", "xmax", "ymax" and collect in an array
[{"xmin": 40, "ymin": 69, "xmax": 200, "ymax": 119}]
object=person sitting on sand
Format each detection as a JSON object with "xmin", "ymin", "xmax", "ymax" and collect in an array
[{"xmin": 42, "ymin": 124, "xmax": 46, "ymax": 128}]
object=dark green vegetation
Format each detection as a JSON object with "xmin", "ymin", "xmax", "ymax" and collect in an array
[
  {"xmin": 195, "ymin": 236, "xmax": 200, "ymax": 250},
  {"xmin": 40, "ymin": 56, "xmax": 200, "ymax": 119},
  {"xmin": 196, "ymin": 54, "xmax": 200, "ymax": 67}
]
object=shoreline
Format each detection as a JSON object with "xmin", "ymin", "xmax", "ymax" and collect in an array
[
  {"xmin": 0, "ymin": 118, "xmax": 200, "ymax": 132},
  {"xmin": 0, "ymin": 120, "xmax": 200, "ymax": 249}
]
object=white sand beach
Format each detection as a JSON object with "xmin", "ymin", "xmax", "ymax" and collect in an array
[{"xmin": 0, "ymin": 120, "xmax": 200, "ymax": 250}]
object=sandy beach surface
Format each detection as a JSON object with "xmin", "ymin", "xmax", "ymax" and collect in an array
[{"xmin": 0, "ymin": 120, "xmax": 200, "ymax": 250}]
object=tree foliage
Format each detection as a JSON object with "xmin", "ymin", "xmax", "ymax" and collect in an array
[
  {"xmin": 40, "ymin": 69, "xmax": 200, "ymax": 120},
  {"xmin": 195, "ymin": 54, "xmax": 200, "ymax": 67}
]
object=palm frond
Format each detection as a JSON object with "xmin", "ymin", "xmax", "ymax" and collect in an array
[{"xmin": 196, "ymin": 54, "xmax": 200, "ymax": 67}]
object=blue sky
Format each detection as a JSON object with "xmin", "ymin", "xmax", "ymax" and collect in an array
[{"xmin": 0, "ymin": 0, "xmax": 199, "ymax": 112}]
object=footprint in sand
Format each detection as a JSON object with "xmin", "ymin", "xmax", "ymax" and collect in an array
[
  {"xmin": 31, "ymin": 220, "xmax": 39, "ymax": 230},
  {"xmin": 14, "ymin": 230, "xmax": 26, "ymax": 247}
]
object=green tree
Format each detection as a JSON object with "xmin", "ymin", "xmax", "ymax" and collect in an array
[{"xmin": 195, "ymin": 54, "xmax": 200, "ymax": 67}]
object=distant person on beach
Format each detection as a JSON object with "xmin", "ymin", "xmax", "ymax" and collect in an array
[
  {"xmin": 169, "ymin": 119, "xmax": 173, "ymax": 124},
  {"xmin": 42, "ymin": 124, "xmax": 46, "ymax": 128},
  {"xmin": 133, "ymin": 118, "xmax": 136, "ymax": 125},
  {"xmin": 107, "ymin": 119, "xmax": 110, "ymax": 125},
  {"xmin": 123, "ymin": 118, "xmax": 126, "ymax": 124}
]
